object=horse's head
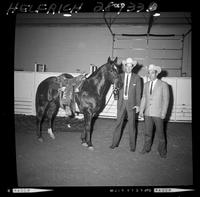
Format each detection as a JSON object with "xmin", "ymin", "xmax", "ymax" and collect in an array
[{"xmin": 106, "ymin": 57, "xmax": 123, "ymax": 90}]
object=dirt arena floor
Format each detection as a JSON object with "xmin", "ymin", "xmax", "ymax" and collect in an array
[{"xmin": 15, "ymin": 114, "xmax": 193, "ymax": 187}]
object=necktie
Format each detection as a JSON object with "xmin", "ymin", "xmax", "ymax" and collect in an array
[
  {"xmin": 124, "ymin": 74, "xmax": 129, "ymax": 96},
  {"xmin": 150, "ymin": 81, "xmax": 153, "ymax": 95}
]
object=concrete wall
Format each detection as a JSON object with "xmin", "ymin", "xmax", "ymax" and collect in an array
[{"xmin": 15, "ymin": 25, "xmax": 112, "ymax": 73}]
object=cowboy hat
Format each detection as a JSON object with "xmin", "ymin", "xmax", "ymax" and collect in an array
[
  {"xmin": 122, "ymin": 57, "xmax": 137, "ymax": 67},
  {"xmin": 148, "ymin": 64, "xmax": 161, "ymax": 74}
]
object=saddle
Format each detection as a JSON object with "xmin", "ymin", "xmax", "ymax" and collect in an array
[{"xmin": 57, "ymin": 74, "xmax": 86, "ymax": 116}]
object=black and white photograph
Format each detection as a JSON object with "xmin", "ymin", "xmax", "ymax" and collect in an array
[{"xmin": 3, "ymin": 0, "xmax": 196, "ymax": 195}]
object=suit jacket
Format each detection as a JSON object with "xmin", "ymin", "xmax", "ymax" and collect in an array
[
  {"xmin": 117, "ymin": 72, "xmax": 142, "ymax": 111},
  {"xmin": 140, "ymin": 79, "xmax": 169, "ymax": 118}
]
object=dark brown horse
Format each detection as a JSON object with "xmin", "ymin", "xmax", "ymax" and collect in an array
[
  {"xmin": 75, "ymin": 57, "xmax": 122, "ymax": 150},
  {"xmin": 35, "ymin": 57, "xmax": 122, "ymax": 148}
]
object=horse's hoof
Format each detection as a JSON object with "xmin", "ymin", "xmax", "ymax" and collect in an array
[
  {"xmin": 38, "ymin": 138, "xmax": 43, "ymax": 142},
  {"xmin": 48, "ymin": 129, "xmax": 55, "ymax": 139},
  {"xmin": 50, "ymin": 134, "xmax": 55, "ymax": 139},
  {"xmin": 81, "ymin": 142, "xmax": 88, "ymax": 147},
  {"xmin": 88, "ymin": 146, "xmax": 94, "ymax": 151}
]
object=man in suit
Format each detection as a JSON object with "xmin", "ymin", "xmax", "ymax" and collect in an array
[
  {"xmin": 110, "ymin": 57, "xmax": 142, "ymax": 152},
  {"xmin": 139, "ymin": 64, "xmax": 169, "ymax": 158}
]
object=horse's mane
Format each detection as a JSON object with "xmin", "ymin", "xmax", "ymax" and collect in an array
[{"xmin": 86, "ymin": 63, "xmax": 108, "ymax": 79}]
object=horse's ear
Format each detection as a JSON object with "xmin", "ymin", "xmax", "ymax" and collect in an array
[
  {"xmin": 107, "ymin": 56, "xmax": 111, "ymax": 63},
  {"xmin": 114, "ymin": 57, "xmax": 118, "ymax": 63}
]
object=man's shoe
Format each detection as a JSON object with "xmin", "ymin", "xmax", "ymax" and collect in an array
[
  {"xmin": 140, "ymin": 146, "xmax": 151, "ymax": 154},
  {"xmin": 159, "ymin": 151, "xmax": 167, "ymax": 158},
  {"xmin": 110, "ymin": 145, "xmax": 118, "ymax": 149},
  {"xmin": 130, "ymin": 148, "xmax": 136, "ymax": 152},
  {"xmin": 158, "ymin": 141, "xmax": 167, "ymax": 158},
  {"xmin": 140, "ymin": 140, "xmax": 152, "ymax": 154}
]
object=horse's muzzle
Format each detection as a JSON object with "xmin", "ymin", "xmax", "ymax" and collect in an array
[{"xmin": 114, "ymin": 77, "xmax": 123, "ymax": 90}]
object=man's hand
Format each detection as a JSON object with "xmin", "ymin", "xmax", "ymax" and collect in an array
[
  {"xmin": 161, "ymin": 114, "xmax": 165, "ymax": 119},
  {"xmin": 133, "ymin": 106, "xmax": 140, "ymax": 113},
  {"xmin": 139, "ymin": 111, "xmax": 144, "ymax": 118}
]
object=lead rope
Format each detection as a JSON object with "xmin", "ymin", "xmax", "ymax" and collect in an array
[{"xmin": 104, "ymin": 90, "xmax": 114, "ymax": 107}]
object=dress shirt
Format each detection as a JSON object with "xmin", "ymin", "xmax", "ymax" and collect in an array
[
  {"xmin": 149, "ymin": 78, "xmax": 158, "ymax": 94},
  {"xmin": 123, "ymin": 73, "xmax": 132, "ymax": 100}
]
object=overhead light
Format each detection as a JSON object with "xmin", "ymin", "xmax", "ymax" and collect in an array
[
  {"xmin": 63, "ymin": 13, "xmax": 72, "ymax": 17},
  {"xmin": 146, "ymin": 2, "xmax": 158, "ymax": 12},
  {"xmin": 148, "ymin": 2, "xmax": 158, "ymax": 12},
  {"xmin": 153, "ymin": 12, "xmax": 160, "ymax": 17}
]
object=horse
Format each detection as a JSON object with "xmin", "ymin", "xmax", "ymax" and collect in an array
[
  {"xmin": 75, "ymin": 57, "xmax": 122, "ymax": 150},
  {"xmin": 35, "ymin": 73, "xmax": 74, "ymax": 142},
  {"xmin": 35, "ymin": 57, "xmax": 122, "ymax": 148}
]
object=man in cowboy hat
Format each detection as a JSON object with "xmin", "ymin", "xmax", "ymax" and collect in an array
[
  {"xmin": 110, "ymin": 57, "xmax": 142, "ymax": 152},
  {"xmin": 139, "ymin": 64, "xmax": 169, "ymax": 158}
]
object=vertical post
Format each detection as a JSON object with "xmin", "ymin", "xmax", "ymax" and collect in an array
[
  {"xmin": 146, "ymin": 35, "xmax": 150, "ymax": 81},
  {"xmin": 33, "ymin": 63, "xmax": 37, "ymax": 115},
  {"xmin": 180, "ymin": 35, "xmax": 184, "ymax": 77},
  {"xmin": 90, "ymin": 64, "xmax": 97, "ymax": 74},
  {"xmin": 112, "ymin": 34, "xmax": 115, "ymax": 59}
]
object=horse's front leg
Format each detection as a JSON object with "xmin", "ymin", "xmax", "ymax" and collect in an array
[
  {"xmin": 86, "ymin": 117, "xmax": 93, "ymax": 150},
  {"xmin": 83, "ymin": 112, "xmax": 94, "ymax": 150},
  {"xmin": 46, "ymin": 101, "xmax": 59, "ymax": 139},
  {"xmin": 81, "ymin": 116, "xmax": 88, "ymax": 146}
]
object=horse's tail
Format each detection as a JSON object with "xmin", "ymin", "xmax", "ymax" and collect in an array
[
  {"xmin": 35, "ymin": 79, "xmax": 54, "ymax": 117},
  {"xmin": 35, "ymin": 91, "xmax": 46, "ymax": 116}
]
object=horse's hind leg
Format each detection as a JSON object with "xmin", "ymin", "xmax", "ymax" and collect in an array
[
  {"xmin": 36, "ymin": 110, "xmax": 44, "ymax": 142},
  {"xmin": 47, "ymin": 102, "xmax": 59, "ymax": 139}
]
